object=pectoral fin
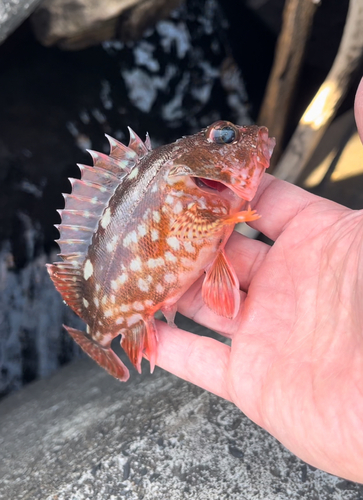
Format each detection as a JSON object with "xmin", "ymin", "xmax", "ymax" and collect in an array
[
  {"xmin": 170, "ymin": 204, "xmax": 259, "ymax": 240},
  {"xmin": 64, "ymin": 325, "xmax": 130, "ymax": 381},
  {"xmin": 222, "ymin": 205, "xmax": 260, "ymax": 225},
  {"xmin": 202, "ymin": 250, "xmax": 240, "ymax": 319}
]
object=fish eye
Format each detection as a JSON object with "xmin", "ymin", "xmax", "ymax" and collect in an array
[{"xmin": 207, "ymin": 123, "xmax": 238, "ymax": 144}]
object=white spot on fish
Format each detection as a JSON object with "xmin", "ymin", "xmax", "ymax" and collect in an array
[
  {"xmin": 119, "ymin": 273, "xmax": 128, "ymax": 285},
  {"xmin": 147, "ymin": 257, "xmax": 165, "ymax": 268},
  {"xmin": 84, "ymin": 259, "xmax": 93, "ymax": 280},
  {"xmin": 164, "ymin": 273, "xmax": 177, "ymax": 284},
  {"xmin": 138, "ymin": 224, "xmax": 147, "ymax": 237},
  {"xmin": 166, "ymin": 194, "xmax": 174, "ymax": 204},
  {"xmin": 130, "ymin": 257, "xmax": 142, "ymax": 271},
  {"xmin": 123, "ymin": 230, "xmax": 138, "ymax": 247},
  {"xmin": 165, "ymin": 251, "xmax": 177, "ymax": 263},
  {"xmin": 151, "ymin": 229, "xmax": 159, "ymax": 241},
  {"xmin": 94, "ymin": 331, "xmax": 102, "ymax": 341},
  {"xmin": 133, "ymin": 301, "xmax": 144, "ymax": 311},
  {"xmin": 120, "ymin": 304, "xmax": 130, "ymax": 312},
  {"xmin": 127, "ymin": 314, "xmax": 142, "ymax": 326},
  {"xmin": 107, "ymin": 235, "xmax": 118, "ymax": 253},
  {"xmin": 184, "ymin": 241, "xmax": 195, "ymax": 253},
  {"xmin": 181, "ymin": 257, "xmax": 193, "ymax": 268},
  {"xmin": 104, "ymin": 309, "xmax": 113, "ymax": 318},
  {"xmin": 145, "ymin": 300, "xmax": 153, "ymax": 307},
  {"xmin": 116, "ymin": 317, "xmax": 125, "ymax": 325},
  {"xmin": 83, "ymin": 298, "xmax": 89, "ymax": 308},
  {"xmin": 142, "ymin": 208, "xmax": 151, "ymax": 221},
  {"xmin": 102, "ymin": 296, "xmax": 107, "ymax": 305},
  {"xmin": 95, "ymin": 283, "xmax": 101, "ymax": 292},
  {"xmin": 166, "ymin": 236, "xmax": 180, "ymax": 251},
  {"xmin": 138, "ymin": 278, "xmax": 149, "ymax": 292},
  {"xmin": 91, "ymin": 197, "xmax": 99, "ymax": 204},
  {"xmin": 156, "ymin": 283, "xmax": 164, "ymax": 294},
  {"xmin": 151, "ymin": 183, "xmax": 158, "ymax": 193},
  {"xmin": 173, "ymin": 201, "xmax": 183, "ymax": 214},
  {"xmin": 128, "ymin": 167, "xmax": 139, "ymax": 180},
  {"xmin": 153, "ymin": 210, "xmax": 161, "ymax": 223},
  {"xmin": 110, "ymin": 295, "xmax": 116, "ymax": 304},
  {"xmin": 94, "ymin": 297, "xmax": 99, "ymax": 307}
]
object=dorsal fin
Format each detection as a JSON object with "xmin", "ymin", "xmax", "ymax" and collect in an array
[
  {"xmin": 46, "ymin": 262, "xmax": 85, "ymax": 316},
  {"xmin": 55, "ymin": 130, "xmax": 153, "ymax": 265},
  {"xmin": 145, "ymin": 133, "xmax": 152, "ymax": 151},
  {"xmin": 128, "ymin": 127, "xmax": 149, "ymax": 157}
]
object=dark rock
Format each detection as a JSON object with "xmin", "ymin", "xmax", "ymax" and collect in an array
[
  {"xmin": 0, "ymin": 0, "xmax": 42, "ymax": 45},
  {"xmin": 31, "ymin": 0, "xmax": 183, "ymax": 50}
]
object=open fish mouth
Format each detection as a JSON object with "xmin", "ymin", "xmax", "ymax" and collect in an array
[{"xmin": 193, "ymin": 177, "xmax": 227, "ymax": 192}]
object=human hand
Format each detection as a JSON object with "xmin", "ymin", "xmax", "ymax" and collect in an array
[{"xmin": 155, "ymin": 78, "xmax": 363, "ymax": 483}]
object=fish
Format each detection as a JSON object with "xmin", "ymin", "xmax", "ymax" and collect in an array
[{"xmin": 47, "ymin": 121, "xmax": 275, "ymax": 381}]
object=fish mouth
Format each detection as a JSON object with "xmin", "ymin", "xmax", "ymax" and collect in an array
[{"xmin": 193, "ymin": 177, "xmax": 228, "ymax": 193}]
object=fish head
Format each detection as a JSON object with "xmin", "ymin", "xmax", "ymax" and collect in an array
[{"xmin": 168, "ymin": 121, "xmax": 275, "ymax": 202}]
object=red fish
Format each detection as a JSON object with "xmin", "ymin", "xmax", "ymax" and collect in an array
[{"xmin": 47, "ymin": 121, "xmax": 275, "ymax": 381}]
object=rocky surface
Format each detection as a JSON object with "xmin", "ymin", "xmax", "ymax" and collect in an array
[
  {"xmin": 31, "ymin": 0, "xmax": 183, "ymax": 50},
  {"xmin": 0, "ymin": 0, "xmax": 42, "ymax": 45},
  {"xmin": 1, "ymin": 335, "xmax": 363, "ymax": 499}
]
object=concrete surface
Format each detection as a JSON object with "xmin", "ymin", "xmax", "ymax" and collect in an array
[{"xmin": 1, "ymin": 317, "xmax": 362, "ymax": 500}]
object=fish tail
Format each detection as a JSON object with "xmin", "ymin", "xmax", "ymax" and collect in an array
[{"xmin": 64, "ymin": 325, "xmax": 130, "ymax": 381}]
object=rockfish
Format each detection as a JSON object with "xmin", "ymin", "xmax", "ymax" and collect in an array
[{"xmin": 47, "ymin": 121, "xmax": 275, "ymax": 381}]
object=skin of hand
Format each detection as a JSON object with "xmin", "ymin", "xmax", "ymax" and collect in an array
[{"xmin": 155, "ymin": 78, "xmax": 363, "ymax": 484}]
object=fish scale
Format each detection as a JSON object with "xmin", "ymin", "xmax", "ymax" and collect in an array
[{"xmin": 47, "ymin": 121, "xmax": 275, "ymax": 381}]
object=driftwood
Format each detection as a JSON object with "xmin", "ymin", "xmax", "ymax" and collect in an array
[
  {"xmin": 258, "ymin": 0, "xmax": 318, "ymax": 165},
  {"xmin": 274, "ymin": 0, "xmax": 363, "ymax": 183}
]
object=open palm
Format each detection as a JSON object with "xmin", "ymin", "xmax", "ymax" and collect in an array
[{"xmin": 156, "ymin": 80, "xmax": 363, "ymax": 483}]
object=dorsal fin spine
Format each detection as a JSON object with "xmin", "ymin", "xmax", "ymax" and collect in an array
[
  {"xmin": 54, "ymin": 129, "xmax": 151, "ymax": 275},
  {"xmin": 127, "ymin": 127, "xmax": 149, "ymax": 157}
]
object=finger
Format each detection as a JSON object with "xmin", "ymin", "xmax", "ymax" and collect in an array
[
  {"xmin": 354, "ymin": 77, "xmax": 363, "ymax": 145},
  {"xmin": 155, "ymin": 320, "xmax": 232, "ymax": 401},
  {"xmin": 248, "ymin": 174, "xmax": 322, "ymax": 241},
  {"xmin": 225, "ymin": 230, "xmax": 270, "ymax": 290}
]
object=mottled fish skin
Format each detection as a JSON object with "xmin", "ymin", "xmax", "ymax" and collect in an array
[{"xmin": 47, "ymin": 121, "xmax": 275, "ymax": 381}]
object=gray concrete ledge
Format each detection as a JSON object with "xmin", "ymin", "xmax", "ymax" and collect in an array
[{"xmin": 1, "ymin": 319, "xmax": 362, "ymax": 499}]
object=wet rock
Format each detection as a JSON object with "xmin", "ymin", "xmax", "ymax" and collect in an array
[
  {"xmin": 0, "ymin": 0, "xmax": 42, "ymax": 45},
  {"xmin": 31, "ymin": 0, "xmax": 183, "ymax": 50}
]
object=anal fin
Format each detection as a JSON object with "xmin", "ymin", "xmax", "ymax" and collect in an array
[
  {"xmin": 161, "ymin": 303, "xmax": 177, "ymax": 327},
  {"xmin": 121, "ymin": 318, "xmax": 158, "ymax": 374},
  {"xmin": 65, "ymin": 326, "xmax": 130, "ymax": 381},
  {"xmin": 202, "ymin": 250, "xmax": 240, "ymax": 319}
]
